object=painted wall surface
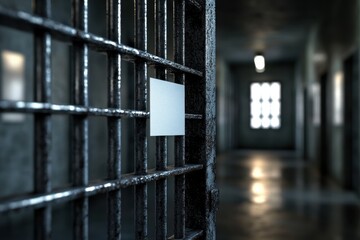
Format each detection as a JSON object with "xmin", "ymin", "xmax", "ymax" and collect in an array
[{"xmin": 228, "ymin": 62, "xmax": 296, "ymax": 150}]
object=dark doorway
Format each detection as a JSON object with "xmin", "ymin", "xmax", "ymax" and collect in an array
[
  {"xmin": 343, "ymin": 52, "xmax": 359, "ymax": 191},
  {"xmin": 320, "ymin": 72, "xmax": 328, "ymax": 179}
]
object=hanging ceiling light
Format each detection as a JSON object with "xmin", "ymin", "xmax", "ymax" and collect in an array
[{"xmin": 254, "ymin": 53, "xmax": 265, "ymax": 73}]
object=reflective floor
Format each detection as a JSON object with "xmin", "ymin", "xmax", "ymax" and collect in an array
[{"xmin": 217, "ymin": 151, "xmax": 360, "ymax": 240}]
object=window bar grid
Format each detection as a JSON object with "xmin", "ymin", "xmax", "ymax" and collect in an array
[
  {"xmin": 71, "ymin": 0, "xmax": 89, "ymax": 239},
  {"xmin": 155, "ymin": 0, "xmax": 168, "ymax": 239},
  {"xmin": 106, "ymin": 0, "xmax": 122, "ymax": 239},
  {"xmin": 135, "ymin": 0, "xmax": 148, "ymax": 239},
  {"xmin": 174, "ymin": 0, "xmax": 186, "ymax": 238},
  {"xmin": 33, "ymin": 0, "xmax": 52, "ymax": 239}
]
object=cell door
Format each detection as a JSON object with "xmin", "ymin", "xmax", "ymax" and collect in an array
[{"xmin": 0, "ymin": 0, "xmax": 217, "ymax": 239}]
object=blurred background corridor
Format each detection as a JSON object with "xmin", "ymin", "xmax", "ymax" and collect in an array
[{"xmin": 216, "ymin": 0, "xmax": 360, "ymax": 239}]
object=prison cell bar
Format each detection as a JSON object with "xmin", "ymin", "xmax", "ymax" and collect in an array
[
  {"xmin": 106, "ymin": 0, "xmax": 122, "ymax": 239},
  {"xmin": 71, "ymin": 0, "xmax": 89, "ymax": 239},
  {"xmin": 188, "ymin": 0, "xmax": 201, "ymax": 10},
  {"xmin": 168, "ymin": 228, "xmax": 203, "ymax": 240},
  {"xmin": 0, "ymin": 0, "xmax": 211, "ymax": 239},
  {"xmin": 33, "ymin": 0, "xmax": 52, "ymax": 239},
  {"xmin": 0, "ymin": 100, "xmax": 202, "ymax": 119},
  {"xmin": 0, "ymin": 165, "xmax": 203, "ymax": 212},
  {"xmin": 135, "ymin": 0, "xmax": 148, "ymax": 239},
  {"xmin": 154, "ymin": 0, "xmax": 168, "ymax": 239},
  {"xmin": 185, "ymin": 0, "xmax": 218, "ymax": 238},
  {"xmin": 174, "ymin": 0, "xmax": 187, "ymax": 238},
  {"xmin": 202, "ymin": 1, "xmax": 218, "ymax": 238},
  {"xmin": 0, "ymin": 6, "xmax": 202, "ymax": 77}
]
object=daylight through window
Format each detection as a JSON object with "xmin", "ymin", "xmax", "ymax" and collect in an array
[{"xmin": 250, "ymin": 82, "xmax": 281, "ymax": 129}]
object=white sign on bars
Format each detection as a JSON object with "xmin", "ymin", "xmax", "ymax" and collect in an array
[{"xmin": 150, "ymin": 77, "xmax": 185, "ymax": 136}]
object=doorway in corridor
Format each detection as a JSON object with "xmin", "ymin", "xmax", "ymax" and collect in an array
[
  {"xmin": 343, "ymin": 52, "xmax": 360, "ymax": 191},
  {"xmin": 320, "ymin": 72, "xmax": 328, "ymax": 179}
]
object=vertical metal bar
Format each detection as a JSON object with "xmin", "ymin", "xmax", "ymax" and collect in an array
[
  {"xmin": 33, "ymin": 0, "xmax": 52, "ymax": 239},
  {"xmin": 185, "ymin": 0, "xmax": 217, "ymax": 239},
  {"xmin": 173, "ymin": 0, "xmax": 186, "ymax": 238},
  {"xmin": 202, "ymin": 2, "xmax": 217, "ymax": 236},
  {"xmin": 155, "ymin": 0, "xmax": 167, "ymax": 239},
  {"xmin": 135, "ymin": 0, "xmax": 148, "ymax": 239},
  {"xmin": 107, "ymin": 0, "xmax": 122, "ymax": 239},
  {"xmin": 71, "ymin": 0, "xmax": 89, "ymax": 239}
]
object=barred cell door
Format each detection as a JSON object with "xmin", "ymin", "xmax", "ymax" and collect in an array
[{"xmin": 0, "ymin": 0, "xmax": 217, "ymax": 239}]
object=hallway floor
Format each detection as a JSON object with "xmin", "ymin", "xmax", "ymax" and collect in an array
[{"xmin": 217, "ymin": 151, "xmax": 360, "ymax": 240}]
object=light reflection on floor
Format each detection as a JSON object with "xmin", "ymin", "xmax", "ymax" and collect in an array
[{"xmin": 217, "ymin": 151, "xmax": 360, "ymax": 240}]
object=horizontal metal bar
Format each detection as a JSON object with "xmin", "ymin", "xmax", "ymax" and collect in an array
[
  {"xmin": 0, "ymin": 6, "xmax": 202, "ymax": 77},
  {"xmin": 0, "ymin": 101, "xmax": 203, "ymax": 119},
  {"xmin": 188, "ymin": 0, "xmax": 202, "ymax": 10},
  {"xmin": 0, "ymin": 164, "xmax": 203, "ymax": 213},
  {"xmin": 168, "ymin": 229, "xmax": 203, "ymax": 240}
]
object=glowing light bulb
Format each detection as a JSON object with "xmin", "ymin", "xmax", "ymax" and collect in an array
[{"xmin": 254, "ymin": 54, "xmax": 265, "ymax": 73}]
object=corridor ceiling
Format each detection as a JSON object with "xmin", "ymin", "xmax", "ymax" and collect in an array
[{"xmin": 217, "ymin": 0, "xmax": 327, "ymax": 62}]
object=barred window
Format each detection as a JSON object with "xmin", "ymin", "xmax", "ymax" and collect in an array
[{"xmin": 250, "ymin": 82, "xmax": 281, "ymax": 129}]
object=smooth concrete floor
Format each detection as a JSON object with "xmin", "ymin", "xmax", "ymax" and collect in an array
[{"xmin": 216, "ymin": 151, "xmax": 360, "ymax": 240}]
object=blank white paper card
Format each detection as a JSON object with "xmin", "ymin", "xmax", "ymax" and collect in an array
[{"xmin": 150, "ymin": 78, "xmax": 185, "ymax": 136}]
